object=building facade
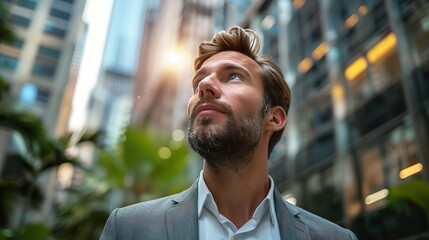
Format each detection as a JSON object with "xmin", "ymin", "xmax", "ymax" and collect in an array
[
  {"xmin": 236, "ymin": 0, "xmax": 429, "ymax": 238},
  {"xmin": 131, "ymin": 0, "xmax": 215, "ymax": 137},
  {"xmin": 86, "ymin": 0, "xmax": 147, "ymax": 148},
  {"xmin": 129, "ymin": 0, "xmax": 429, "ymax": 238},
  {"xmin": 0, "ymin": 0, "xmax": 86, "ymax": 135}
]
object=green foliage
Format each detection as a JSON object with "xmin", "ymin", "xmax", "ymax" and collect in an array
[
  {"xmin": 47, "ymin": 126, "xmax": 193, "ymax": 239},
  {"xmin": 0, "ymin": 77, "xmax": 9, "ymax": 100},
  {"xmin": 98, "ymin": 126, "xmax": 192, "ymax": 203},
  {"xmin": 52, "ymin": 188, "xmax": 110, "ymax": 240},
  {"xmin": 0, "ymin": 1, "xmax": 16, "ymax": 44},
  {"xmin": 15, "ymin": 223, "xmax": 50, "ymax": 240},
  {"xmin": 0, "ymin": 74, "xmax": 192, "ymax": 238},
  {"xmin": 0, "ymin": 81, "xmax": 86, "ymax": 233},
  {"xmin": 387, "ymin": 179, "xmax": 429, "ymax": 214}
]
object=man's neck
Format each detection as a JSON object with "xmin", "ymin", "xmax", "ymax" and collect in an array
[{"xmin": 202, "ymin": 156, "xmax": 270, "ymax": 228}]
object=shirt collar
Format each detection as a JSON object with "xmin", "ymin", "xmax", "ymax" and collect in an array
[{"xmin": 197, "ymin": 170, "xmax": 277, "ymax": 226}]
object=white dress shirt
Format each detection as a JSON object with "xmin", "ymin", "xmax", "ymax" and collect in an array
[{"xmin": 198, "ymin": 171, "xmax": 281, "ymax": 240}]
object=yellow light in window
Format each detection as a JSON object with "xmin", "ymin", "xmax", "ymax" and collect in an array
[
  {"xmin": 298, "ymin": 57, "xmax": 313, "ymax": 73},
  {"xmin": 367, "ymin": 32, "xmax": 397, "ymax": 64},
  {"xmin": 399, "ymin": 163, "xmax": 423, "ymax": 179},
  {"xmin": 293, "ymin": 0, "xmax": 305, "ymax": 9},
  {"xmin": 312, "ymin": 42, "xmax": 329, "ymax": 60},
  {"xmin": 345, "ymin": 14, "xmax": 359, "ymax": 28},
  {"xmin": 345, "ymin": 57, "xmax": 367, "ymax": 81},
  {"xmin": 332, "ymin": 84, "xmax": 344, "ymax": 100},
  {"xmin": 359, "ymin": 5, "xmax": 368, "ymax": 15},
  {"xmin": 365, "ymin": 189, "xmax": 389, "ymax": 205}
]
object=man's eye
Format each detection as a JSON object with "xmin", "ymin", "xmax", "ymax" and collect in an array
[{"xmin": 228, "ymin": 74, "xmax": 240, "ymax": 81}]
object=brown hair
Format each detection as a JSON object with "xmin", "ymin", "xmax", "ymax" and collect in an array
[{"xmin": 194, "ymin": 26, "xmax": 291, "ymax": 156}]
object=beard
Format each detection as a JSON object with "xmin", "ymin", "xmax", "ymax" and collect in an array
[{"xmin": 187, "ymin": 101, "xmax": 264, "ymax": 172}]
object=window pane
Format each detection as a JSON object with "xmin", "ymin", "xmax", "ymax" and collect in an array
[
  {"xmin": 36, "ymin": 90, "xmax": 50, "ymax": 103},
  {"xmin": 16, "ymin": 0, "xmax": 37, "ymax": 10},
  {"xmin": 359, "ymin": 146, "xmax": 385, "ymax": 211},
  {"xmin": 32, "ymin": 63, "xmax": 56, "ymax": 77},
  {"xmin": 38, "ymin": 45, "xmax": 61, "ymax": 59},
  {"xmin": 303, "ymin": 167, "xmax": 344, "ymax": 222},
  {"xmin": 57, "ymin": 0, "xmax": 74, "ymax": 4},
  {"xmin": 50, "ymin": 8, "xmax": 70, "ymax": 21},
  {"xmin": 44, "ymin": 23, "xmax": 66, "ymax": 38},
  {"xmin": 11, "ymin": 14, "xmax": 31, "ymax": 27},
  {"xmin": 0, "ymin": 54, "xmax": 18, "ymax": 69}
]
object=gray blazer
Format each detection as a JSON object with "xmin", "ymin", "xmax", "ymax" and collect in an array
[{"xmin": 100, "ymin": 180, "xmax": 357, "ymax": 239}]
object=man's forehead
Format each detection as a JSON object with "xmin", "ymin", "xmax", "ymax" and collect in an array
[{"xmin": 197, "ymin": 51, "xmax": 259, "ymax": 71}]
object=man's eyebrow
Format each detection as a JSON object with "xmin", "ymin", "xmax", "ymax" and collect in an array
[
  {"xmin": 221, "ymin": 63, "xmax": 252, "ymax": 78},
  {"xmin": 193, "ymin": 62, "xmax": 252, "ymax": 83}
]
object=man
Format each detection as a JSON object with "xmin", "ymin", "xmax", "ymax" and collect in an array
[{"xmin": 100, "ymin": 26, "xmax": 357, "ymax": 240}]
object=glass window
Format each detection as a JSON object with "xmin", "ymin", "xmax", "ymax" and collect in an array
[
  {"xmin": 5, "ymin": 0, "xmax": 36, "ymax": 10},
  {"xmin": 32, "ymin": 63, "xmax": 56, "ymax": 77},
  {"xmin": 345, "ymin": 32, "xmax": 402, "ymax": 109},
  {"xmin": 386, "ymin": 119, "xmax": 420, "ymax": 185},
  {"xmin": 257, "ymin": 1, "xmax": 279, "ymax": 61},
  {"xmin": 57, "ymin": 0, "xmax": 74, "ymax": 4},
  {"xmin": 50, "ymin": 8, "xmax": 71, "ymax": 21},
  {"xmin": 359, "ymin": 145, "xmax": 385, "ymax": 211},
  {"xmin": 43, "ymin": 23, "xmax": 66, "ymax": 38},
  {"xmin": 36, "ymin": 90, "xmax": 50, "ymax": 103},
  {"xmin": 347, "ymin": 83, "xmax": 406, "ymax": 140},
  {"xmin": 340, "ymin": 0, "xmax": 389, "ymax": 56},
  {"xmin": 38, "ymin": 45, "xmax": 61, "ymax": 59},
  {"xmin": 0, "ymin": 54, "xmax": 18, "ymax": 69},
  {"xmin": 401, "ymin": 1, "xmax": 429, "ymax": 65},
  {"xmin": 5, "ymin": 39, "xmax": 24, "ymax": 49},
  {"xmin": 296, "ymin": 0, "xmax": 322, "ymax": 59},
  {"xmin": 11, "ymin": 14, "xmax": 31, "ymax": 27},
  {"xmin": 302, "ymin": 167, "xmax": 344, "ymax": 222},
  {"xmin": 343, "ymin": 156, "xmax": 361, "ymax": 219},
  {"xmin": 15, "ymin": 0, "xmax": 37, "ymax": 10}
]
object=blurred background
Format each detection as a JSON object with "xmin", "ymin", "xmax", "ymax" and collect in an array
[{"xmin": 0, "ymin": 0, "xmax": 429, "ymax": 239}]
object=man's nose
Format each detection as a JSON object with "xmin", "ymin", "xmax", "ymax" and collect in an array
[{"xmin": 198, "ymin": 75, "xmax": 220, "ymax": 99}]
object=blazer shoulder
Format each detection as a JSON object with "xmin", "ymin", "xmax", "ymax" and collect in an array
[
  {"xmin": 286, "ymin": 203, "xmax": 357, "ymax": 239},
  {"xmin": 119, "ymin": 193, "xmax": 178, "ymax": 217},
  {"xmin": 101, "ymin": 186, "xmax": 196, "ymax": 240}
]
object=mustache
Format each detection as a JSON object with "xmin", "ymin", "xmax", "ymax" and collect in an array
[{"xmin": 190, "ymin": 98, "xmax": 233, "ymax": 119}]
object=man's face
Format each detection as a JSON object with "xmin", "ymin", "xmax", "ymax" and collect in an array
[{"xmin": 187, "ymin": 51, "xmax": 267, "ymax": 170}]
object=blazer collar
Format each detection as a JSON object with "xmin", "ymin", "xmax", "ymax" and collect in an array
[
  {"xmin": 166, "ymin": 179, "xmax": 311, "ymax": 240},
  {"xmin": 166, "ymin": 180, "xmax": 199, "ymax": 240},
  {"xmin": 274, "ymin": 188, "xmax": 311, "ymax": 240}
]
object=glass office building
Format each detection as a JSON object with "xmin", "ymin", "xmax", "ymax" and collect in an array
[
  {"xmin": 0, "ymin": 0, "xmax": 86, "ymax": 134},
  {"xmin": 216, "ymin": 0, "xmax": 429, "ymax": 238}
]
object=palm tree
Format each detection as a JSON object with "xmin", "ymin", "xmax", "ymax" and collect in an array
[
  {"xmin": 0, "ymin": 77, "xmax": 86, "ymax": 239},
  {"xmin": 52, "ymin": 126, "xmax": 194, "ymax": 239},
  {"xmin": 0, "ymin": 1, "xmax": 15, "ymax": 45}
]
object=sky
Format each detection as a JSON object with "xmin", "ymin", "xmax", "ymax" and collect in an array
[{"xmin": 68, "ymin": 0, "xmax": 114, "ymax": 130}]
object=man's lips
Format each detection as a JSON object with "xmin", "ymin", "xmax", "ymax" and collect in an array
[{"xmin": 194, "ymin": 103, "xmax": 226, "ymax": 116}]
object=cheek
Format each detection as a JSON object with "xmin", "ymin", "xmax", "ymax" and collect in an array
[
  {"xmin": 234, "ymin": 91, "xmax": 264, "ymax": 113},
  {"xmin": 187, "ymin": 97, "xmax": 196, "ymax": 116}
]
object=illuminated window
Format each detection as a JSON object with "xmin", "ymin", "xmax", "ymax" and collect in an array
[{"xmin": 359, "ymin": 146, "xmax": 385, "ymax": 210}]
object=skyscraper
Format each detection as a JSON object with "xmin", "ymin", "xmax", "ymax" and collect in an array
[
  {"xmin": 0, "ymin": 0, "xmax": 87, "ymax": 135},
  {"xmin": 86, "ymin": 0, "xmax": 147, "ymax": 148}
]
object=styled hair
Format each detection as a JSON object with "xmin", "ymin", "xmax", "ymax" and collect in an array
[{"xmin": 194, "ymin": 26, "xmax": 291, "ymax": 156}]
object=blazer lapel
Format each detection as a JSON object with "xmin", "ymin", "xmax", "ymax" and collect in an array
[
  {"xmin": 166, "ymin": 181, "xmax": 199, "ymax": 240},
  {"xmin": 274, "ymin": 189, "xmax": 311, "ymax": 240}
]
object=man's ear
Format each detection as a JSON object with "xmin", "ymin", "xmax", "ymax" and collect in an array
[{"xmin": 266, "ymin": 106, "xmax": 287, "ymax": 131}]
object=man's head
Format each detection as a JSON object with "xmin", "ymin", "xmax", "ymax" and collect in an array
[{"xmin": 187, "ymin": 26, "xmax": 291, "ymax": 169}]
